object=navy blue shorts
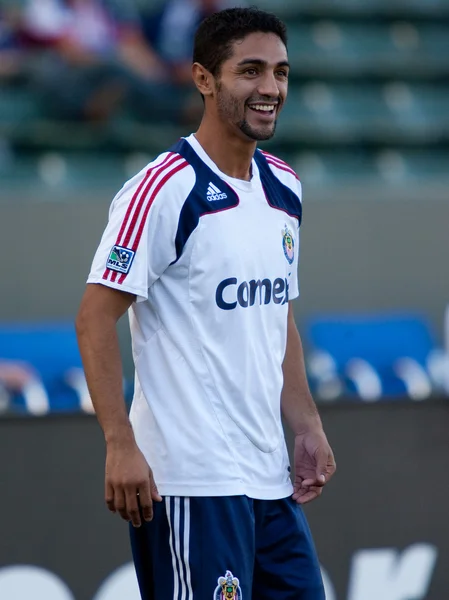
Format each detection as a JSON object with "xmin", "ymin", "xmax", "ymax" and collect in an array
[{"xmin": 129, "ymin": 495, "xmax": 325, "ymax": 600}]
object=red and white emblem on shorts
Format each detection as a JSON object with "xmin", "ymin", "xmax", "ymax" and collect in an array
[{"xmin": 214, "ymin": 570, "xmax": 242, "ymax": 600}]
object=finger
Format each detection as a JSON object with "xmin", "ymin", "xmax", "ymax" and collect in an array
[
  {"xmin": 137, "ymin": 481, "xmax": 154, "ymax": 522},
  {"xmin": 292, "ymin": 485, "xmax": 313, "ymax": 501},
  {"xmin": 326, "ymin": 458, "xmax": 337, "ymax": 481},
  {"xmin": 298, "ymin": 489, "xmax": 322, "ymax": 504},
  {"xmin": 294, "ymin": 486, "xmax": 323, "ymax": 504},
  {"xmin": 150, "ymin": 474, "xmax": 162, "ymax": 503},
  {"xmin": 125, "ymin": 486, "xmax": 142, "ymax": 528},
  {"xmin": 301, "ymin": 475, "xmax": 326, "ymax": 488},
  {"xmin": 105, "ymin": 481, "xmax": 116, "ymax": 513},
  {"xmin": 316, "ymin": 449, "xmax": 331, "ymax": 483},
  {"xmin": 292, "ymin": 482, "xmax": 323, "ymax": 500},
  {"xmin": 115, "ymin": 488, "xmax": 130, "ymax": 522},
  {"xmin": 292, "ymin": 484, "xmax": 308, "ymax": 501},
  {"xmin": 293, "ymin": 476, "xmax": 304, "ymax": 493}
]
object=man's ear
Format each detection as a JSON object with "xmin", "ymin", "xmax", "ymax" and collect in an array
[{"xmin": 192, "ymin": 62, "xmax": 215, "ymax": 97}]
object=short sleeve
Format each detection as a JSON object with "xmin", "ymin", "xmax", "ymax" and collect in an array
[{"xmin": 87, "ymin": 154, "xmax": 193, "ymax": 301}]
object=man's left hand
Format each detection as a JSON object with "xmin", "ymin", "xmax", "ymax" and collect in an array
[{"xmin": 292, "ymin": 429, "xmax": 336, "ymax": 505}]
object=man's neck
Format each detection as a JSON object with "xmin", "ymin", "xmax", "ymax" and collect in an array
[{"xmin": 194, "ymin": 118, "xmax": 256, "ymax": 181}]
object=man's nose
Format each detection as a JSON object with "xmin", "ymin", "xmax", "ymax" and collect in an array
[{"xmin": 257, "ymin": 72, "xmax": 280, "ymax": 99}]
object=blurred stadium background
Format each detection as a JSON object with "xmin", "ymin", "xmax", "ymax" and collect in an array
[{"xmin": 0, "ymin": 0, "xmax": 448, "ymax": 599}]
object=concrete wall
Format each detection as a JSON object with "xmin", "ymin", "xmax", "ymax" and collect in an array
[
  {"xmin": 2, "ymin": 196, "xmax": 448, "ymax": 321},
  {"xmin": 299, "ymin": 198, "xmax": 449, "ymax": 337}
]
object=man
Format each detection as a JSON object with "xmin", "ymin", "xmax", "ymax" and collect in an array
[{"xmin": 76, "ymin": 7, "xmax": 336, "ymax": 599}]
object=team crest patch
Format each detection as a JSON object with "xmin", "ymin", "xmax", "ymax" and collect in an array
[
  {"xmin": 106, "ymin": 245, "xmax": 135, "ymax": 274},
  {"xmin": 214, "ymin": 570, "xmax": 242, "ymax": 600},
  {"xmin": 282, "ymin": 225, "xmax": 295, "ymax": 265}
]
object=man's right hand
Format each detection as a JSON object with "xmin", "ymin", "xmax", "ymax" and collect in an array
[{"xmin": 105, "ymin": 438, "xmax": 162, "ymax": 528}]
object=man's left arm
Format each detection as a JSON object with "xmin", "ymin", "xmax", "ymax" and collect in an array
[{"xmin": 281, "ymin": 303, "xmax": 336, "ymax": 504}]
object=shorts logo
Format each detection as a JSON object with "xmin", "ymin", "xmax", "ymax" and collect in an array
[
  {"xmin": 282, "ymin": 225, "xmax": 294, "ymax": 265},
  {"xmin": 106, "ymin": 245, "xmax": 135, "ymax": 274},
  {"xmin": 214, "ymin": 570, "xmax": 242, "ymax": 600}
]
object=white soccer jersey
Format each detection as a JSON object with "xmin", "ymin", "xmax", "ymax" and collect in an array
[{"xmin": 88, "ymin": 134, "xmax": 302, "ymax": 499}]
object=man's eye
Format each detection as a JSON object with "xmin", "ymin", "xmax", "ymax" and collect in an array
[
  {"xmin": 277, "ymin": 70, "xmax": 288, "ymax": 78},
  {"xmin": 245, "ymin": 68, "xmax": 258, "ymax": 76}
]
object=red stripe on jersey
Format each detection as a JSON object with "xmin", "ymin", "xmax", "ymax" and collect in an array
[
  {"xmin": 261, "ymin": 151, "xmax": 300, "ymax": 180},
  {"xmin": 261, "ymin": 150, "xmax": 291, "ymax": 167},
  {"xmin": 108, "ymin": 158, "xmax": 184, "ymax": 284},
  {"xmin": 265, "ymin": 158, "xmax": 300, "ymax": 181},
  {"xmin": 117, "ymin": 160, "xmax": 189, "ymax": 285},
  {"xmin": 117, "ymin": 152, "xmax": 175, "ymax": 246},
  {"xmin": 102, "ymin": 152, "xmax": 177, "ymax": 281},
  {"xmin": 121, "ymin": 154, "xmax": 183, "ymax": 249},
  {"xmin": 108, "ymin": 157, "xmax": 186, "ymax": 284}
]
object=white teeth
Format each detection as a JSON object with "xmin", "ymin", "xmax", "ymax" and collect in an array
[{"xmin": 250, "ymin": 105, "xmax": 275, "ymax": 112}]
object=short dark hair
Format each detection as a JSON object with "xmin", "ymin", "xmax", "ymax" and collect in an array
[{"xmin": 193, "ymin": 7, "xmax": 288, "ymax": 77}]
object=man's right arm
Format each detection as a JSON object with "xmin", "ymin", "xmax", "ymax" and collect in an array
[{"xmin": 76, "ymin": 283, "xmax": 162, "ymax": 527}]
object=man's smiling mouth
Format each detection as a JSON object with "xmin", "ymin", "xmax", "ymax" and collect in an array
[{"xmin": 247, "ymin": 102, "xmax": 278, "ymax": 116}]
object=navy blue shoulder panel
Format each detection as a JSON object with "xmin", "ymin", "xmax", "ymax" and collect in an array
[
  {"xmin": 254, "ymin": 150, "xmax": 302, "ymax": 226},
  {"xmin": 168, "ymin": 138, "xmax": 239, "ymax": 263}
]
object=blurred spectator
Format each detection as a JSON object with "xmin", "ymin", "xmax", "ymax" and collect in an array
[
  {"xmin": 0, "ymin": 360, "xmax": 50, "ymax": 414},
  {"xmin": 12, "ymin": 0, "xmax": 196, "ymax": 123},
  {"xmin": 0, "ymin": 8, "xmax": 23, "ymax": 79},
  {"xmin": 0, "ymin": 0, "xmax": 247, "ymax": 125},
  {"xmin": 140, "ymin": 0, "xmax": 246, "ymax": 85},
  {"xmin": 0, "ymin": 360, "xmax": 34, "ymax": 391}
]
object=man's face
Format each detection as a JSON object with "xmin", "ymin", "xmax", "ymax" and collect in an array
[{"xmin": 213, "ymin": 32, "xmax": 289, "ymax": 142}]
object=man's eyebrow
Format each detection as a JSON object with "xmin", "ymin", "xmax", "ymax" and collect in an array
[{"xmin": 236, "ymin": 58, "xmax": 290, "ymax": 68}]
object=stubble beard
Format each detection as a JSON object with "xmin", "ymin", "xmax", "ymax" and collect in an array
[{"xmin": 215, "ymin": 81, "xmax": 277, "ymax": 142}]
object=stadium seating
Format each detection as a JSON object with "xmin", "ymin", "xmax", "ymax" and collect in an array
[
  {"xmin": 0, "ymin": 322, "xmax": 90, "ymax": 414},
  {"xmin": 1, "ymin": 0, "xmax": 448, "ymax": 193},
  {"xmin": 0, "ymin": 321, "xmax": 136, "ymax": 414},
  {"xmin": 255, "ymin": 0, "xmax": 449, "ymax": 18},
  {"xmin": 278, "ymin": 83, "xmax": 449, "ymax": 144},
  {"xmin": 287, "ymin": 22, "xmax": 449, "ymax": 79},
  {"xmin": 305, "ymin": 313, "xmax": 447, "ymax": 401}
]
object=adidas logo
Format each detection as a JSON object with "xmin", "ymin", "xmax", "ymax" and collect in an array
[{"xmin": 207, "ymin": 182, "xmax": 227, "ymax": 201}]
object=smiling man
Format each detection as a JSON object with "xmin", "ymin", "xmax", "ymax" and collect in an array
[{"xmin": 76, "ymin": 7, "xmax": 335, "ymax": 600}]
